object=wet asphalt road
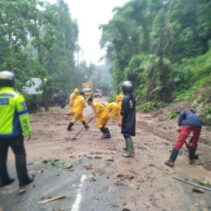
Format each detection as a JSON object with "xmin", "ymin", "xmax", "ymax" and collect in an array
[{"xmin": 0, "ymin": 158, "xmax": 130, "ymax": 211}]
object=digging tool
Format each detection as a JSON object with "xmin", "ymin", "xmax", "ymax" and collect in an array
[
  {"xmin": 71, "ymin": 117, "xmax": 94, "ymax": 140},
  {"xmin": 173, "ymin": 177, "xmax": 211, "ymax": 192}
]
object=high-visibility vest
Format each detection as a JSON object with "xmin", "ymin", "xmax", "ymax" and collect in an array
[{"xmin": 0, "ymin": 87, "xmax": 32, "ymax": 138}]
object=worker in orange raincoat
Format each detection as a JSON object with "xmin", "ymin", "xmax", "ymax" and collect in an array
[
  {"xmin": 67, "ymin": 91, "xmax": 89, "ymax": 131},
  {"xmin": 69, "ymin": 88, "xmax": 79, "ymax": 114},
  {"xmin": 87, "ymin": 97, "xmax": 111, "ymax": 139}
]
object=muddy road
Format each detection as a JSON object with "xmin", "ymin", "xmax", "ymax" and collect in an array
[{"xmin": 0, "ymin": 104, "xmax": 211, "ymax": 211}]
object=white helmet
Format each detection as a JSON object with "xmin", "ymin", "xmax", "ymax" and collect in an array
[{"xmin": 0, "ymin": 71, "xmax": 15, "ymax": 87}]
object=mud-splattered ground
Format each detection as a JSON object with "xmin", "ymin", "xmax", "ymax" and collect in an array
[{"xmin": 1, "ymin": 104, "xmax": 211, "ymax": 211}]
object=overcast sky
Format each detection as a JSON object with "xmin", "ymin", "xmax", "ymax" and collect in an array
[{"xmin": 49, "ymin": 0, "xmax": 129, "ymax": 64}]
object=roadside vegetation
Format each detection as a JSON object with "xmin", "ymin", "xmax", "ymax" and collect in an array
[{"xmin": 100, "ymin": 0, "xmax": 211, "ymax": 123}]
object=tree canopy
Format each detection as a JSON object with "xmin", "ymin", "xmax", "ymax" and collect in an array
[
  {"xmin": 100, "ymin": 0, "xmax": 211, "ymax": 103},
  {"xmin": 0, "ymin": 0, "xmax": 78, "ymax": 93}
]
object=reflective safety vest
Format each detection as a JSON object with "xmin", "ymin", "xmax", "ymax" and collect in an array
[{"xmin": 0, "ymin": 87, "xmax": 32, "ymax": 138}]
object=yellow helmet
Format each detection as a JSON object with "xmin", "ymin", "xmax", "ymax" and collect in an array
[{"xmin": 73, "ymin": 88, "xmax": 79, "ymax": 94}]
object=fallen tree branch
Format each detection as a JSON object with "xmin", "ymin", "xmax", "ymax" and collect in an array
[{"xmin": 37, "ymin": 195, "xmax": 67, "ymax": 204}]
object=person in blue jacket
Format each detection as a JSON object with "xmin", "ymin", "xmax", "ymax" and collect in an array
[{"xmin": 165, "ymin": 109, "xmax": 202, "ymax": 167}]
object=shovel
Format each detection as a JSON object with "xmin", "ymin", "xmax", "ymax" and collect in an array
[{"xmin": 71, "ymin": 117, "xmax": 94, "ymax": 140}]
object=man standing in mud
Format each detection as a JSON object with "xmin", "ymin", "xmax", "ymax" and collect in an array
[
  {"xmin": 165, "ymin": 109, "xmax": 202, "ymax": 167},
  {"xmin": 119, "ymin": 81, "xmax": 136, "ymax": 157},
  {"xmin": 0, "ymin": 71, "xmax": 33, "ymax": 188}
]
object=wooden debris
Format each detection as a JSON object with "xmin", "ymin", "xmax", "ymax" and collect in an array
[
  {"xmin": 17, "ymin": 188, "xmax": 26, "ymax": 194},
  {"xmin": 37, "ymin": 195, "xmax": 67, "ymax": 204}
]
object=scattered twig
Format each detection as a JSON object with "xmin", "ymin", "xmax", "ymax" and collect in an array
[{"xmin": 37, "ymin": 195, "xmax": 67, "ymax": 204}]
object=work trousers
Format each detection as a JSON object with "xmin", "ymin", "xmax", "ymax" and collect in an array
[
  {"xmin": 175, "ymin": 126, "xmax": 201, "ymax": 150},
  {"xmin": 0, "ymin": 136, "xmax": 29, "ymax": 185}
]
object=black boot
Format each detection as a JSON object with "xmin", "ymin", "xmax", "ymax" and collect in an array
[
  {"xmin": 104, "ymin": 128, "xmax": 111, "ymax": 139},
  {"xmin": 82, "ymin": 121, "xmax": 89, "ymax": 130},
  {"xmin": 100, "ymin": 127, "xmax": 110, "ymax": 139},
  {"xmin": 189, "ymin": 147, "xmax": 198, "ymax": 164},
  {"xmin": 165, "ymin": 148, "xmax": 179, "ymax": 167},
  {"xmin": 100, "ymin": 127, "xmax": 106, "ymax": 139},
  {"xmin": 67, "ymin": 122, "xmax": 74, "ymax": 131}
]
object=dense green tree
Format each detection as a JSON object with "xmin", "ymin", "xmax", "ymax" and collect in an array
[
  {"xmin": 0, "ymin": 0, "xmax": 79, "ymax": 95},
  {"xmin": 100, "ymin": 0, "xmax": 211, "ymax": 102},
  {"xmin": 0, "ymin": 0, "xmax": 42, "ymax": 88}
]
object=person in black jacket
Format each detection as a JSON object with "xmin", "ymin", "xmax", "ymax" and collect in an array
[
  {"xmin": 119, "ymin": 81, "xmax": 136, "ymax": 157},
  {"xmin": 165, "ymin": 109, "xmax": 202, "ymax": 167}
]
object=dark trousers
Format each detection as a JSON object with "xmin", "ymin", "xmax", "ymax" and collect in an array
[{"xmin": 0, "ymin": 136, "xmax": 29, "ymax": 185}]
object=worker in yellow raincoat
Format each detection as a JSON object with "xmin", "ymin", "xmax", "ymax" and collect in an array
[
  {"xmin": 67, "ymin": 91, "xmax": 89, "ymax": 131},
  {"xmin": 116, "ymin": 93, "xmax": 123, "ymax": 103},
  {"xmin": 87, "ymin": 96, "xmax": 111, "ymax": 139},
  {"xmin": 116, "ymin": 93, "xmax": 123, "ymax": 125},
  {"xmin": 69, "ymin": 88, "xmax": 79, "ymax": 114},
  {"xmin": 106, "ymin": 102, "xmax": 120, "ymax": 122}
]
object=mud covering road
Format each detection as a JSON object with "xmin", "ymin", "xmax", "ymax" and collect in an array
[{"xmin": 0, "ymin": 103, "xmax": 211, "ymax": 211}]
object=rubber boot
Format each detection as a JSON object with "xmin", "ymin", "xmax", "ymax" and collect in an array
[
  {"xmin": 16, "ymin": 154, "xmax": 33, "ymax": 187},
  {"xmin": 67, "ymin": 122, "xmax": 74, "ymax": 131},
  {"xmin": 100, "ymin": 127, "xmax": 106, "ymax": 139},
  {"xmin": 123, "ymin": 139, "xmax": 129, "ymax": 151},
  {"xmin": 104, "ymin": 128, "xmax": 111, "ymax": 139},
  {"xmin": 189, "ymin": 147, "xmax": 197, "ymax": 164},
  {"xmin": 122, "ymin": 138, "xmax": 135, "ymax": 157},
  {"xmin": 123, "ymin": 146, "xmax": 127, "ymax": 151},
  {"xmin": 82, "ymin": 121, "xmax": 89, "ymax": 130},
  {"xmin": 165, "ymin": 148, "xmax": 179, "ymax": 167}
]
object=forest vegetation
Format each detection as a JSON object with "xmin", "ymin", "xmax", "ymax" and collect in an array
[{"xmin": 100, "ymin": 0, "xmax": 211, "ymax": 123}]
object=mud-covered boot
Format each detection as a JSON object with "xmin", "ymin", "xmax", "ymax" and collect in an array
[
  {"xmin": 122, "ymin": 138, "xmax": 135, "ymax": 157},
  {"xmin": 189, "ymin": 147, "xmax": 198, "ymax": 164},
  {"xmin": 67, "ymin": 122, "xmax": 74, "ymax": 131},
  {"xmin": 82, "ymin": 121, "xmax": 89, "ymax": 130},
  {"xmin": 165, "ymin": 148, "xmax": 179, "ymax": 167}
]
